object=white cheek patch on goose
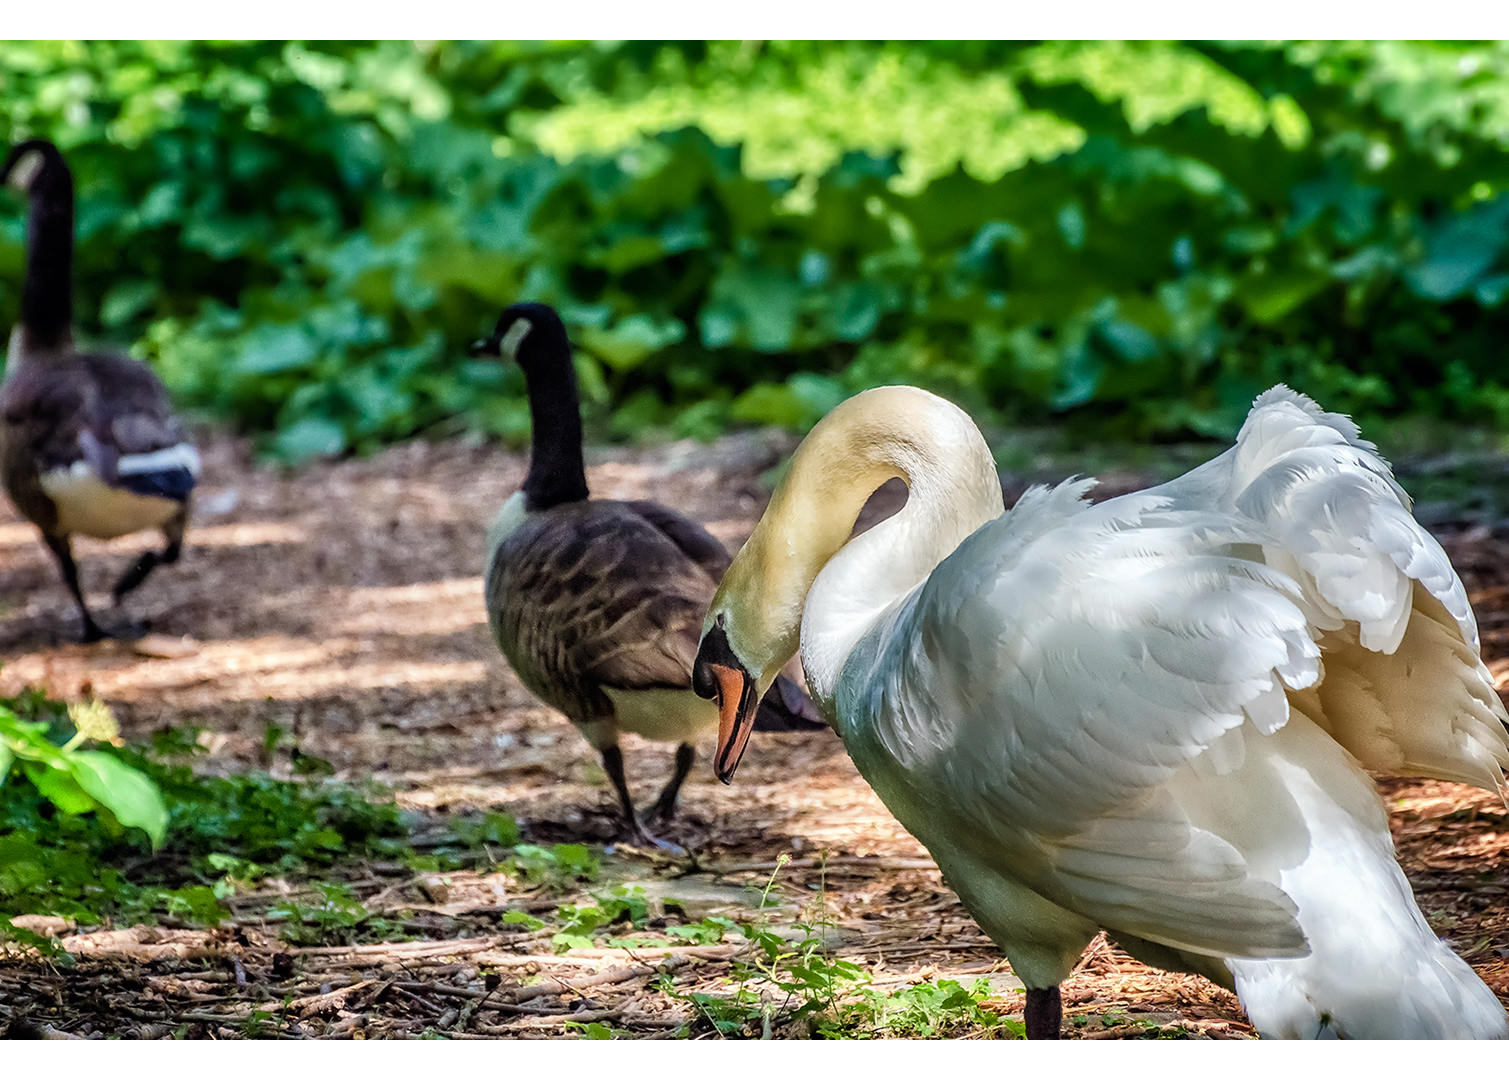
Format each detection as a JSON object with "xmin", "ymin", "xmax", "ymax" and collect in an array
[
  {"xmin": 500, "ymin": 317, "xmax": 533, "ymax": 363},
  {"xmin": 6, "ymin": 149, "xmax": 45, "ymax": 191}
]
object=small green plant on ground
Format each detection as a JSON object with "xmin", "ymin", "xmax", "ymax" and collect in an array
[
  {"xmin": 674, "ymin": 855, "xmax": 1024, "ymax": 1040},
  {"xmin": 835, "ymin": 977, "xmax": 1021, "ymax": 1039},
  {"xmin": 551, "ymin": 885, "xmax": 652, "ymax": 951},
  {"xmin": 506, "ymin": 842, "xmax": 599, "ymax": 890},
  {"xmin": 268, "ymin": 881, "xmax": 405, "ymax": 947},
  {"xmin": 1091, "ymin": 1007, "xmax": 1191, "ymax": 1039},
  {"xmin": 564, "ymin": 1020, "xmax": 623, "ymax": 1040},
  {"xmin": 0, "ymin": 691, "xmax": 167, "ymax": 848},
  {"xmin": 0, "ymin": 686, "xmax": 603, "ymax": 945}
]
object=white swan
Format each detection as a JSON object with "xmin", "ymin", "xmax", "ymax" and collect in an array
[{"xmin": 693, "ymin": 384, "xmax": 1509, "ymax": 1039}]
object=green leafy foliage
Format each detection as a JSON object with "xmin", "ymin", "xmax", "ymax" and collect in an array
[
  {"xmin": 0, "ymin": 691, "xmax": 464, "ymax": 933},
  {"xmin": 676, "ymin": 912, "xmax": 1020, "ymax": 1039},
  {"xmin": 665, "ymin": 855, "xmax": 1020, "ymax": 1039},
  {"xmin": 0, "ymin": 691, "xmax": 611, "ymax": 954},
  {"xmin": 565, "ymin": 1020, "xmax": 621, "ymax": 1039},
  {"xmin": 0, "ymin": 689, "xmax": 167, "ymax": 847},
  {"xmin": 840, "ymin": 977, "xmax": 1019, "ymax": 1039},
  {"xmin": 551, "ymin": 886, "xmax": 652, "ymax": 951},
  {"xmin": 506, "ymin": 842, "xmax": 599, "ymax": 889},
  {"xmin": 1, "ymin": 42, "xmax": 1508, "ymax": 457},
  {"xmin": 268, "ymin": 881, "xmax": 384, "ymax": 946},
  {"xmin": 0, "ymin": 723, "xmax": 408, "ymax": 928}
]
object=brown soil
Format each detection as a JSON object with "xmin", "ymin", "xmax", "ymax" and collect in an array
[{"xmin": 1, "ymin": 429, "xmax": 1507, "ymax": 1040}]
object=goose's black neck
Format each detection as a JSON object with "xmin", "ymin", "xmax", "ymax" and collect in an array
[
  {"xmin": 3, "ymin": 141, "xmax": 73, "ymax": 351},
  {"xmin": 520, "ymin": 320, "xmax": 590, "ymax": 511}
]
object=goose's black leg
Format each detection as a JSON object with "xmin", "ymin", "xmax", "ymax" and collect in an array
[
  {"xmin": 648, "ymin": 742, "xmax": 695, "ymax": 822},
  {"xmin": 112, "ymin": 516, "xmax": 184, "ymax": 604},
  {"xmin": 43, "ymin": 533, "xmax": 106, "ymax": 643},
  {"xmin": 600, "ymin": 744, "xmax": 640, "ymax": 831},
  {"xmin": 600, "ymin": 744, "xmax": 682, "ymax": 852},
  {"xmin": 1024, "ymin": 986, "xmax": 1063, "ymax": 1040}
]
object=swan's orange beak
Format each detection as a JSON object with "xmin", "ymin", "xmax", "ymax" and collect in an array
[{"xmin": 694, "ymin": 619, "xmax": 759, "ymax": 783}]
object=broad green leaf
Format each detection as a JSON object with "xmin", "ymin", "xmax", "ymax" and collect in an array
[
  {"xmin": 100, "ymin": 279, "xmax": 159, "ymax": 327},
  {"xmin": 730, "ymin": 383, "xmax": 810, "ymax": 429},
  {"xmin": 23, "ymin": 761, "xmax": 100, "ymax": 816},
  {"xmin": 1406, "ymin": 198, "xmax": 1509, "ymax": 301},
  {"xmin": 1238, "ymin": 271, "xmax": 1332, "ymax": 325},
  {"xmin": 0, "ymin": 835, "xmax": 52, "ymax": 896},
  {"xmin": 273, "ymin": 416, "xmax": 348, "ymax": 463},
  {"xmin": 236, "ymin": 324, "xmax": 320, "ymax": 376},
  {"xmin": 579, "ymin": 313, "xmax": 686, "ymax": 371},
  {"xmin": 70, "ymin": 752, "xmax": 169, "ymax": 848}
]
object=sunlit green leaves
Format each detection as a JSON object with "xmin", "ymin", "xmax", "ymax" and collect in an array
[
  {"xmin": 521, "ymin": 42, "xmax": 1086, "ymax": 195},
  {"xmin": 1021, "ymin": 41, "xmax": 1277, "ymax": 137},
  {"xmin": 0, "ymin": 698, "xmax": 167, "ymax": 848},
  {"xmin": 4, "ymin": 40, "xmax": 1509, "ymax": 454}
]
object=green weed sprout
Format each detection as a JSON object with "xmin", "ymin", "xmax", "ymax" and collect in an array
[{"xmin": 0, "ymin": 694, "xmax": 167, "ymax": 849}]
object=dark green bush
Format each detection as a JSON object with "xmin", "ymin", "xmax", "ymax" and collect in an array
[{"xmin": 2, "ymin": 41, "xmax": 1508, "ymax": 459}]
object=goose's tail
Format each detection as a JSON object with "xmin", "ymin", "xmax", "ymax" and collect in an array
[{"xmin": 752, "ymin": 672, "xmax": 829, "ymax": 733}]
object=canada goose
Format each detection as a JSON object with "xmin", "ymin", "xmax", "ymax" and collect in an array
[
  {"xmin": 695, "ymin": 384, "xmax": 1509, "ymax": 1039},
  {"xmin": 472, "ymin": 302, "xmax": 823, "ymax": 847},
  {"xmin": 0, "ymin": 140, "xmax": 199, "ymax": 642}
]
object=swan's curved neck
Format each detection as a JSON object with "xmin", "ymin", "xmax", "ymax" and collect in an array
[
  {"xmin": 519, "ymin": 327, "xmax": 589, "ymax": 511},
  {"xmin": 708, "ymin": 386, "xmax": 1004, "ymax": 707}
]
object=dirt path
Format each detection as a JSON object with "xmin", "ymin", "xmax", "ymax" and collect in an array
[{"xmin": 2, "ymin": 428, "xmax": 1507, "ymax": 1039}]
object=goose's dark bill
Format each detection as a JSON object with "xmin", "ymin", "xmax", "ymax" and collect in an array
[{"xmin": 693, "ymin": 620, "xmax": 758, "ymax": 783}]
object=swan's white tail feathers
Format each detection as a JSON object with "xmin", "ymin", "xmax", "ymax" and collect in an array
[
  {"xmin": 1285, "ymin": 586, "xmax": 1509, "ymax": 791},
  {"xmin": 1226, "ymin": 721, "xmax": 1509, "ymax": 1039}
]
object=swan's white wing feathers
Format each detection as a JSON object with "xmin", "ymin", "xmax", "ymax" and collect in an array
[
  {"xmin": 1220, "ymin": 386, "xmax": 1474, "ymax": 650},
  {"xmin": 844, "ymin": 482, "xmax": 1316, "ymax": 956},
  {"xmin": 1162, "ymin": 386, "xmax": 1508, "ymax": 787},
  {"xmin": 885, "ymin": 484, "xmax": 1320, "ymax": 823}
]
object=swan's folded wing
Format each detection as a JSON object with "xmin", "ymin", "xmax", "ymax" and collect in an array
[
  {"xmin": 843, "ymin": 481, "xmax": 1317, "ymax": 956},
  {"xmin": 1171, "ymin": 386, "xmax": 1509, "ymax": 790}
]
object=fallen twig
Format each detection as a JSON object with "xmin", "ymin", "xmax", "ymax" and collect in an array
[
  {"xmin": 286, "ymin": 979, "xmax": 380, "ymax": 1019},
  {"xmin": 291, "ymin": 937, "xmax": 499, "ymax": 958},
  {"xmin": 512, "ymin": 956, "xmax": 689, "ymax": 1004}
]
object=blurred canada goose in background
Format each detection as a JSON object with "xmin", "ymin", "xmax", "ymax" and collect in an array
[
  {"xmin": 1, "ymin": 139, "xmax": 199, "ymax": 642},
  {"xmin": 472, "ymin": 302, "xmax": 823, "ymax": 848},
  {"xmin": 695, "ymin": 384, "xmax": 1509, "ymax": 1039}
]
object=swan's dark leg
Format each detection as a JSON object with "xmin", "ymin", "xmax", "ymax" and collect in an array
[
  {"xmin": 649, "ymin": 743, "xmax": 695, "ymax": 822},
  {"xmin": 112, "ymin": 514, "xmax": 185, "ymax": 604},
  {"xmin": 43, "ymin": 533, "xmax": 106, "ymax": 643},
  {"xmin": 1025, "ymin": 986, "xmax": 1063, "ymax": 1040}
]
